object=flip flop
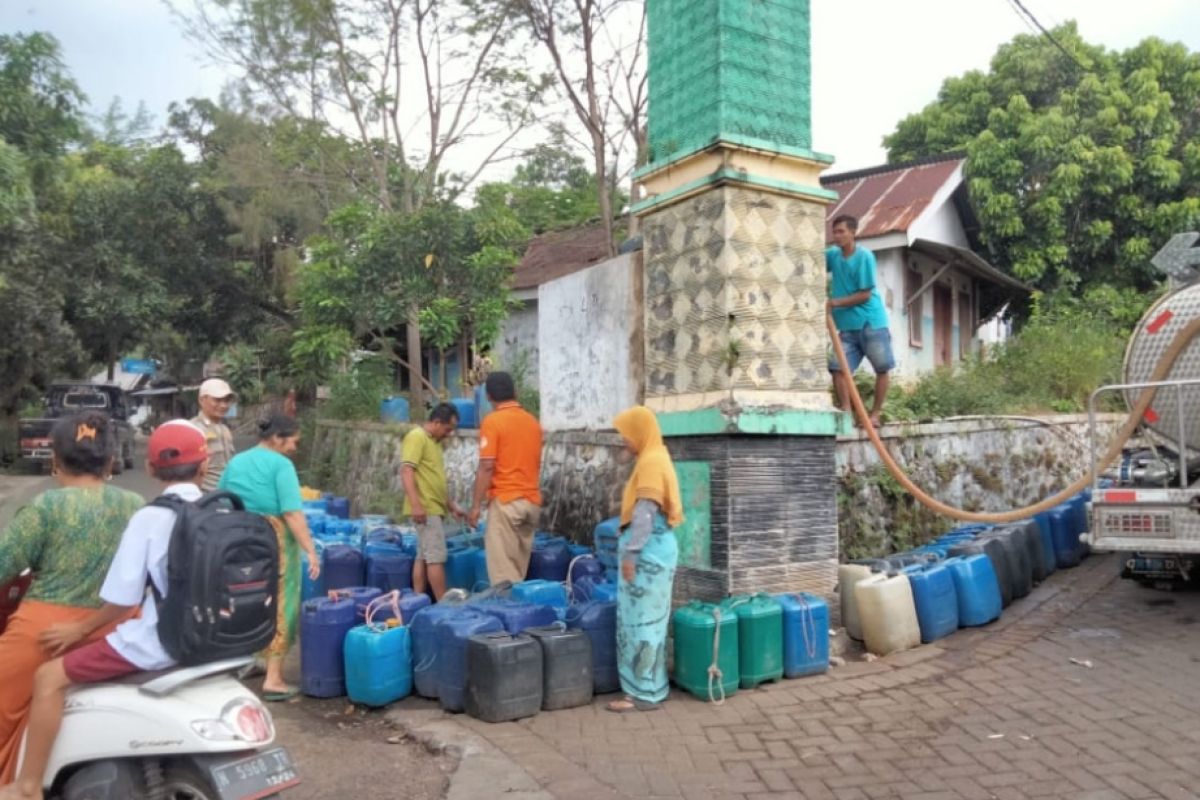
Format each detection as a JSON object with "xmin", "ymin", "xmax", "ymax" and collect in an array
[
  {"xmin": 262, "ymin": 687, "xmax": 300, "ymax": 702},
  {"xmin": 606, "ymin": 697, "xmax": 661, "ymax": 713}
]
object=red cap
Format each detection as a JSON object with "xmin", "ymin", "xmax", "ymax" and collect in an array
[{"xmin": 148, "ymin": 420, "xmax": 209, "ymax": 468}]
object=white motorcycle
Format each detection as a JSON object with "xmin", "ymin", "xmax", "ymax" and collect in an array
[{"xmin": 20, "ymin": 657, "xmax": 300, "ymax": 800}]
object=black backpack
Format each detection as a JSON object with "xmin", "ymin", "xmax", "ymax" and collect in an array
[{"xmin": 150, "ymin": 491, "xmax": 280, "ymax": 666}]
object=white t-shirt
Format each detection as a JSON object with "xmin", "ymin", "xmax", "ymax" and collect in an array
[{"xmin": 102, "ymin": 483, "xmax": 201, "ymax": 670}]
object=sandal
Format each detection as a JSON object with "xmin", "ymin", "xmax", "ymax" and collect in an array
[
  {"xmin": 262, "ymin": 687, "xmax": 300, "ymax": 702},
  {"xmin": 606, "ymin": 697, "xmax": 661, "ymax": 713}
]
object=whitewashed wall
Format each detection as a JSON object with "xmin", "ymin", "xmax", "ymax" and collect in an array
[{"xmin": 537, "ymin": 253, "xmax": 643, "ymax": 431}]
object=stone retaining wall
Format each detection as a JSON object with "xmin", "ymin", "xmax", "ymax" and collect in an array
[{"xmin": 305, "ymin": 414, "xmax": 1125, "ymax": 561}]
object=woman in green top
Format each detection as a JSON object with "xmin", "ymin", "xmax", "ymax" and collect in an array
[
  {"xmin": 219, "ymin": 414, "xmax": 319, "ymax": 701},
  {"xmin": 0, "ymin": 412, "xmax": 144, "ymax": 783}
]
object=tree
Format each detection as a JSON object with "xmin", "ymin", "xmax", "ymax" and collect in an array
[
  {"xmin": 58, "ymin": 145, "xmax": 172, "ymax": 375},
  {"xmin": 292, "ymin": 198, "xmax": 520, "ymax": 396},
  {"xmin": 505, "ymin": 0, "xmax": 647, "ymax": 252},
  {"xmin": 0, "ymin": 33, "xmax": 290, "ymax": 406},
  {"xmin": 93, "ymin": 98, "xmax": 155, "ymax": 146},
  {"xmin": 885, "ymin": 24, "xmax": 1200, "ymax": 306},
  {"xmin": 0, "ymin": 34, "xmax": 88, "ymax": 413},
  {"xmin": 168, "ymin": 98, "xmax": 364, "ymax": 325},
  {"xmin": 55, "ymin": 140, "xmax": 285, "ymax": 378},
  {"xmin": 174, "ymin": 0, "xmax": 551, "ymax": 405},
  {"xmin": 473, "ymin": 142, "xmax": 619, "ymax": 235},
  {"xmin": 0, "ymin": 138, "xmax": 84, "ymax": 415},
  {"xmin": 0, "ymin": 32, "xmax": 85, "ymax": 191},
  {"xmin": 0, "ymin": 139, "xmax": 36, "ymax": 260},
  {"xmin": 0, "ymin": 269, "xmax": 84, "ymax": 415}
]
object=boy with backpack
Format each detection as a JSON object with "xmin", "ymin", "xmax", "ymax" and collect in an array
[{"xmin": 1, "ymin": 420, "xmax": 278, "ymax": 800}]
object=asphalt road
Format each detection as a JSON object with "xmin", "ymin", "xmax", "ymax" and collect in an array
[{"xmin": 1, "ymin": 443, "xmax": 452, "ymax": 800}]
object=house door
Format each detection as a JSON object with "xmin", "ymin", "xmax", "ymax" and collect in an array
[{"xmin": 934, "ymin": 285, "xmax": 953, "ymax": 367}]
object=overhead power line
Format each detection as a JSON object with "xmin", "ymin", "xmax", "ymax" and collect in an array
[
  {"xmin": 1004, "ymin": 0, "xmax": 1039, "ymax": 37},
  {"xmin": 1005, "ymin": 0, "xmax": 1091, "ymax": 72}
]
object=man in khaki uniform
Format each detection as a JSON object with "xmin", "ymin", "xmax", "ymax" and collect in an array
[
  {"xmin": 468, "ymin": 372, "xmax": 543, "ymax": 585},
  {"xmin": 191, "ymin": 378, "xmax": 236, "ymax": 492}
]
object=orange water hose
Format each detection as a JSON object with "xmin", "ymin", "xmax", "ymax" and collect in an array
[{"xmin": 826, "ymin": 312, "xmax": 1200, "ymax": 522}]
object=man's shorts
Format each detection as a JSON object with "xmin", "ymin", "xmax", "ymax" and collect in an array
[
  {"xmin": 828, "ymin": 324, "xmax": 896, "ymax": 374},
  {"xmin": 63, "ymin": 637, "xmax": 140, "ymax": 683},
  {"xmin": 416, "ymin": 515, "xmax": 448, "ymax": 564}
]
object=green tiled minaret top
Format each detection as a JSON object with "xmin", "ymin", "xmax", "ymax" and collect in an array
[{"xmin": 646, "ymin": 0, "xmax": 818, "ymax": 169}]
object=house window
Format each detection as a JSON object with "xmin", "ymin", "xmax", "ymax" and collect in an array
[
  {"xmin": 959, "ymin": 288, "xmax": 974, "ymax": 358},
  {"xmin": 905, "ymin": 265, "xmax": 923, "ymax": 348}
]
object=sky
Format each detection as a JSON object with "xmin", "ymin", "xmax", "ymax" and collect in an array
[{"xmin": 3, "ymin": 0, "xmax": 1199, "ymax": 179}]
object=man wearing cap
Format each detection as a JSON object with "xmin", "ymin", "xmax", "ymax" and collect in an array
[{"xmin": 192, "ymin": 378, "xmax": 237, "ymax": 492}]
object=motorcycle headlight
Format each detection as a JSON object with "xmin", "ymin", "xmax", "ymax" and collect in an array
[{"xmin": 191, "ymin": 698, "xmax": 274, "ymax": 744}]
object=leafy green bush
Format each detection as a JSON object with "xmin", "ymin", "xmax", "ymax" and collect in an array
[
  {"xmin": 990, "ymin": 313, "xmax": 1127, "ymax": 413},
  {"xmin": 509, "ymin": 349, "xmax": 540, "ymax": 417},
  {"xmin": 322, "ymin": 357, "xmax": 394, "ymax": 421},
  {"xmin": 217, "ymin": 343, "xmax": 264, "ymax": 405},
  {"xmin": 883, "ymin": 358, "xmax": 1008, "ymax": 422},
  {"xmin": 875, "ymin": 297, "xmax": 1140, "ymax": 422}
]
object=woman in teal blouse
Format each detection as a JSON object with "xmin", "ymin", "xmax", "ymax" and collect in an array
[{"xmin": 219, "ymin": 414, "xmax": 319, "ymax": 701}]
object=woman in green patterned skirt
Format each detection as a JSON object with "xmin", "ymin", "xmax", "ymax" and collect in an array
[{"xmin": 218, "ymin": 414, "xmax": 319, "ymax": 701}]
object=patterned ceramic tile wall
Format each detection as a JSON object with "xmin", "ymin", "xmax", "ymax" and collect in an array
[
  {"xmin": 646, "ymin": 0, "xmax": 813, "ymax": 164},
  {"xmin": 643, "ymin": 185, "xmax": 828, "ymax": 402}
]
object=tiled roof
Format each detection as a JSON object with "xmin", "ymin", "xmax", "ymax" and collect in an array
[{"xmin": 512, "ymin": 226, "xmax": 612, "ymax": 290}]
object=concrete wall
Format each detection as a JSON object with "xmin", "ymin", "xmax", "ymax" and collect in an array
[
  {"xmin": 537, "ymin": 252, "xmax": 643, "ymax": 431},
  {"xmin": 306, "ymin": 414, "xmax": 1121, "ymax": 579},
  {"xmin": 493, "ymin": 294, "xmax": 540, "ymax": 390}
]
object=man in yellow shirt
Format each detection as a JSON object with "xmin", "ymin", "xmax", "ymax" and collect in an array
[{"xmin": 401, "ymin": 403, "xmax": 464, "ymax": 599}]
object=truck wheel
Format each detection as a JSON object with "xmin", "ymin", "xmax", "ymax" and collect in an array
[
  {"xmin": 123, "ymin": 443, "xmax": 135, "ymax": 470},
  {"xmin": 111, "ymin": 452, "xmax": 124, "ymax": 476}
]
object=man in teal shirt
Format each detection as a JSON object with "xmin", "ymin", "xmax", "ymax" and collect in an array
[{"xmin": 827, "ymin": 214, "xmax": 894, "ymax": 428}]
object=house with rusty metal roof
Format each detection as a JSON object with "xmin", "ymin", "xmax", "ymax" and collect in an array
[{"xmin": 822, "ymin": 153, "xmax": 1029, "ymax": 380}]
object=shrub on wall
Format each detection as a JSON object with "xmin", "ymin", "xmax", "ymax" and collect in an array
[
  {"xmin": 867, "ymin": 304, "xmax": 1132, "ymax": 423},
  {"xmin": 322, "ymin": 357, "xmax": 394, "ymax": 421}
]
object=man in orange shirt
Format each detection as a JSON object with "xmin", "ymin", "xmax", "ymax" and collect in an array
[{"xmin": 467, "ymin": 372, "xmax": 543, "ymax": 585}]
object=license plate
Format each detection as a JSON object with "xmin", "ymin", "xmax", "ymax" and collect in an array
[{"xmin": 208, "ymin": 747, "xmax": 300, "ymax": 800}]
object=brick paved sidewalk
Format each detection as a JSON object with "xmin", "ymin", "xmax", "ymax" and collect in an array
[{"xmin": 420, "ymin": 554, "xmax": 1200, "ymax": 800}]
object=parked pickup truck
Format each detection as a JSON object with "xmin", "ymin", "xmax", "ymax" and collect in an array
[{"xmin": 19, "ymin": 382, "xmax": 137, "ymax": 474}]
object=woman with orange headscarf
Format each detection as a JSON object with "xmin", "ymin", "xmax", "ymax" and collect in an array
[{"xmin": 606, "ymin": 406, "xmax": 683, "ymax": 713}]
